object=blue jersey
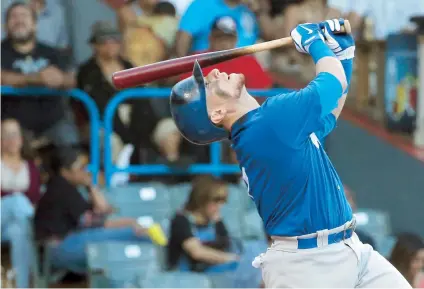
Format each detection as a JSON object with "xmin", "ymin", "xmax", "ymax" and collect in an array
[{"xmin": 230, "ymin": 72, "xmax": 353, "ymax": 237}]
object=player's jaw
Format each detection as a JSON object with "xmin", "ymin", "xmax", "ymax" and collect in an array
[{"xmin": 205, "ymin": 69, "xmax": 245, "ymax": 100}]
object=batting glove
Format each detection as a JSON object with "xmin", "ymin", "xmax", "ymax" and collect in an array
[
  {"xmin": 320, "ymin": 19, "xmax": 355, "ymax": 61},
  {"xmin": 290, "ymin": 23, "xmax": 324, "ymax": 54},
  {"xmin": 320, "ymin": 18, "xmax": 355, "ymax": 93}
]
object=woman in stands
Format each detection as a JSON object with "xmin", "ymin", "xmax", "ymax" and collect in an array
[
  {"xmin": 1, "ymin": 118, "xmax": 41, "ymax": 288},
  {"xmin": 167, "ymin": 176, "xmax": 236, "ymax": 271},
  {"xmin": 167, "ymin": 175, "xmax": 265, "ymax": 287},
  {"xmin": 390, "ymin": 233, "xmax": 424, "ymax": 287},
  {"xmin": 33, "ymin": 149, "xmax": 159, "ymax": 274}
]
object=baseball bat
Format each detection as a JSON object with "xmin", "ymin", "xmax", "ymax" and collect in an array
[{"xmin": 112, "ymin": 20, "xmax": 351, "ymax": 89}]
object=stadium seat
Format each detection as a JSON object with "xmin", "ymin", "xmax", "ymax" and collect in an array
[
  {"xmin": 28, "ymin": 219, "xmax": 67, "ymax": 288},
  {"xmin": 106, "ymin": 183, "xmax": 173, "ymax": 222},
  {"xmin": 226, "ymin": 184, "xmax": 250, "ymax": 210},
  {"xmin": 140, "ymin": 271, "xmax": 212, "ymax": 288},
  {"xmin": 243, "ymin": 209, "xmax": 266, "ymax": 240},
  {"xmin": 86, "ymin": 242, "xmax": 159, "ymax": 288},
  {"xmin": 168, "ymin": 183, "xmax": 192, "ymax": 212},
  {"xmin": 354, "ymin": 209, "xmax": 392, "ymax": 237},
  {"xmin": 221, "ymin": 205, "xmax": 244, "ymax": 239},
  {"xmin": 375, "ymin": 235, "xmax": 397, "ymax": 258}
]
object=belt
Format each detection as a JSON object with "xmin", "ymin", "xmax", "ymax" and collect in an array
[
  {"xmin": 271, "ymin": 218, "xmax": 356, "ymax": 250},
  {"xmin": 296, "ymin": 228, "xmax": 353, "ymax": 249}
]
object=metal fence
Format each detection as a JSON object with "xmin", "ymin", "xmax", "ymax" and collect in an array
[{"xmin": 1, "ymin": 86, "xmax": 290, "ymax": 187}]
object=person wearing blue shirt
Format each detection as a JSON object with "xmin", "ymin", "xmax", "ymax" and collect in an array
[
  {"xmin": 175, "ymin": 0, "xmax": 274, "ymax": 57},
  {"xmin": 169, "ymin": 18, "xmax": 411, "ymax": 287}
]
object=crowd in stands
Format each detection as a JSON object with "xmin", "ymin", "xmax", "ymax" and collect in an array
[{"xmin": 1, "ymin": 0, "xmax": 423, "ymax": 288}]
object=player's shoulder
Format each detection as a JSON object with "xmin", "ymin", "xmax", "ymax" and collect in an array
[{"xmin": 261, "ymin": 89, "xmax": 302, "ymax": 107}]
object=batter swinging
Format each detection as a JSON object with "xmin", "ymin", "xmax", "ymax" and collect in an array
[{"xmin": 169, "ymin": 18, "xmax": 411, "ymax": 288}]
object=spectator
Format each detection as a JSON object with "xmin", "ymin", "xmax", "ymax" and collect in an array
[
  {"xmin": 76, "ymin": 21, "xmax": 134, "ymax": 162},
  {"xmin": 1, "ymin": 0, "xmax": 70, "ymax": 49},
  {"xmin": 165, "ymin": 0, "xmax": 193, "ymax": 16},
  {"xmin": 1, "ymin": 2, "xmax": 80, "ymax": 155},
  {"xmin": 104, "ymin": 0, "xmax": 178, "ymax": 67},
  {"xmin": 389, "ymin": 233, "xmax": 424, "ymax": 287},
  {"xmin": 33, "ymin": 149, "xmax": 162, "ymax": 274},
  {"xmin": 167, "ymin": 175, "xmax": 265, "ymax": 287},
  {"xmin": 175, "ymin": 0, "xmax": 275, "ymax": 57},
  {"xmin": 167, "ymin": 176, "xmax": 237, "ymax": 272},
  {"xmin": 1, "ymin": 119, "xmax": 41, "ymax": 288},
  {"xmin": 179, "ymin": 16, "xmax": 273, "ymax": 92}
]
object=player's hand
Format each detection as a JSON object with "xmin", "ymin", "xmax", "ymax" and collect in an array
[
  {"xmin": 290, "ymin": 23, "xmax": 325, "ymax": 54},
  {"xmin": 319, "ymin": 19, "xmax": 355, "ymax": 60}
]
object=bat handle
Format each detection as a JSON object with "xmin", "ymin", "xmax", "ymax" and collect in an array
[{"xmin": 320, "ymin": 19, "xmax": 352, "ymax": 34}]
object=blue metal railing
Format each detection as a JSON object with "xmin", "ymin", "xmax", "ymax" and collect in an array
[
  {"xmin": 103, "ymin": 88, "xmax": 291, "ymax": 187},
  {"xmin": 0, "ymin": 86, "xmax": 101, "ymax": 184}
]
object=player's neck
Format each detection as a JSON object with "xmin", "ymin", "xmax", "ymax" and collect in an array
[{"xmin": 222, "ymin": 93, "xmax": 260, "ymax": 131}]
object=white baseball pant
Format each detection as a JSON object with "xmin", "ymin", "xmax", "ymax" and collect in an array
[{"xmin": 255, "ymin": 229, "xmax": 411, "ymax": 287}]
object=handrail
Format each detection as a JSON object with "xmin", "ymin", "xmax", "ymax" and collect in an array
[
  {"xmin": 103, "ymin": 87, "xmax": 291, "ymax": 187},
  {"xmin": 0, "ymin": 86, "xmax": 101, "ymax": 184}
]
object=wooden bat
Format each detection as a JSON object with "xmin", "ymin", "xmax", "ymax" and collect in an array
[{"xmin": 112, "ymin": 20, "xmax": 351, "ymax": 89}]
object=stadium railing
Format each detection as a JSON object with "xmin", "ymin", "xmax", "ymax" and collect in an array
[
  {"xmin": 0, "ymin": 86, "xmax": 101, "ymax": 184},
  {"xmin": 103, "ymin": 87, "xmax": 291, "ymax": 187}
]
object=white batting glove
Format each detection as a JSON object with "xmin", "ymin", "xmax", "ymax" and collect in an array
[
  {"xmin": 320, "ymin": 19, "xmax": 355, "ymax": 61},
  {"xmin": 290, "ymin": 23, "xmax": 325, "ymax": 54}
]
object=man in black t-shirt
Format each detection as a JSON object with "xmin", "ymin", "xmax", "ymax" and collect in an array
[
  {"xmin": 34, "ymin": 149, "xmax": 153, "ymax": 273},
  {"xmin": 1, "ymin": 2, "xmax": 79, "ymax": 149}
]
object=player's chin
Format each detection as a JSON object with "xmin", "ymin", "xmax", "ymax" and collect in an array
[{"xmin": 231, "ymin": 73, "xmax": 245, "ymax": 89}]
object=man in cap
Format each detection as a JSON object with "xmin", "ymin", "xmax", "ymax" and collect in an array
[
  {"xmin": 179, "ymin": 16, "xmax": 273, "ymax": 91},
  {"xmin": 170, "ymin": 19, "xmax": 411, "ymax": 287}
]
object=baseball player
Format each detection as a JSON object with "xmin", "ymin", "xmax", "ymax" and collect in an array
[{"xmin": 169, "ymin": 19, "xmax": 411, "ymax": 287}]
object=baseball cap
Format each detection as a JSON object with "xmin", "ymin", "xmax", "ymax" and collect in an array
[
  {"xmin": 212, "ymin": 16, "xmax": 237, "ymax": 36},
  {"xmin": 89, "ymin": 21, "xmax": 121, "ymax": 44}
]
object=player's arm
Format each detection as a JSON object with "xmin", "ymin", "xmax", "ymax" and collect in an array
[
  {"xmin": 291, "ymin": 23, "xmax": 347, "ymax": 118},
  {"xmin": 319, "ymin": 19, "xmax": 355, "ymax": 120},
  {"xmin": 262, "ymin": 21, "xmax": 348, "ymax": 146}
]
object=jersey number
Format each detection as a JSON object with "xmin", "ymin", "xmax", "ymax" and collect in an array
[{"xmin": 241, "ymin": 167, "xmax": 253, "ymax": 199}]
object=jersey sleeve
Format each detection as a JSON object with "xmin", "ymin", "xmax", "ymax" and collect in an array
[
  {"xmin": 315, "ymin": 113, "xmax": 337, "ymax": 142},
  {"xmin": 262, "ymin": 72, "xmax": 342, "ymax": 146},
  {"xmin": 178, "ymin": 0, "xmax": 204, "ymax": 36}
]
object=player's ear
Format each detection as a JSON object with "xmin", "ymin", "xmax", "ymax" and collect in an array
[{"xmin": 210, "ymin": 108, "xmax": 226, "ymax": 125}]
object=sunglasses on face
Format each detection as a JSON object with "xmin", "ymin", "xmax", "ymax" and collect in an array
[{"xmin": 211, "ymin": 196, "xmax": 227, "ymax": 203}]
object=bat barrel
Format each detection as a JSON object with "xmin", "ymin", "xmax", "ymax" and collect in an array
[{"xmin": 112, "ymin": 48, "xmax": 248, "ymax": 89}]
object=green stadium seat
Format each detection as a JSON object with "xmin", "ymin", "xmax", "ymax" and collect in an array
[
  {"xmin": 106, "ymin": 183, "xmax": 173, "ymax": 222},
  {"xmin": 355, "ymin": 208, "xmax": 392, "ymax": 237},
  {"xmin": 140, "ymin": 271, "xmax": 212, "ymax": 288},
  {"xmin": 86, "ymin": 242, "xmax": 159, "ymax": 288},
  {"xmin": 168, "ymin": 183, "xmax": 192, "ymax": 212}
]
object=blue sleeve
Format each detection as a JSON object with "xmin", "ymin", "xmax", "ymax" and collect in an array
[
  {"xmin": 178, "ymin": 0, "xmax": 204, "ymax": 36},
  {"xmin": 262, "ymin": 72, "xmax": 342, "ymax": 146},
  {"xmin": 315, "ymin": 114, "xmax": 337, "ymax": 142}
]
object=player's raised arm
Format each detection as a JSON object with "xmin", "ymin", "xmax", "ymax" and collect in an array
[
  {"xmin": 319, "ymin": 19, "xmax": 356, "ymax": 119},
  {"xmin": 261, "ymin": 20, "xmax": 354, "ymax": 146},
  {"xmin": 290, "ymin": 22, "xmax": 347, "ymax": 117}
]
